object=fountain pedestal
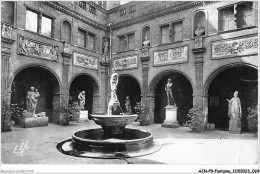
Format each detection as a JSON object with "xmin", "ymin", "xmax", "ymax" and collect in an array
[{"xmin": 162, "ymin": 105, "xmax": 179, "ymax": 128}]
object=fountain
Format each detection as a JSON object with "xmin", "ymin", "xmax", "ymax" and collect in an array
[{"xmin": 57, "ymin": 68, "xmax": 161, "ymax": 158}]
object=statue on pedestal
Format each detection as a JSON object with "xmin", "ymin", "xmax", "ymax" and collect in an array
[
  {"xmin": 195, "ymin": 23, "xmax": 205, "ymax": 37},
  {"xmin": 226, "ymin": 91, "xmax": 242, "ymax": 133},
  {"xmin": 125, "ymin": 96, "xmax": 131, "ymax": 113},
  {"xmin": 142, "ymin": 36, "xmax": 150, "ymax": 47},
  {"xmin": 78, "ymin": 91, "xmax": 86, "ymax": 110},
  {"xmin": 26, "ymin": 86, "xmax": 40, "ymax": 117},
  {"xmin": 165, "ymin": 78, "xmax": 176, "ymax": 106}
]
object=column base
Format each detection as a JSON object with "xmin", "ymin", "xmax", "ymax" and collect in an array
[{"xmin": 161, "ymin": 121, "xmax": 179, "ymax": 128}]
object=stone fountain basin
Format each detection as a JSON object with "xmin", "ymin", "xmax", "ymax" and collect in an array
[{"xmin": 91, "ymin": 114, "xmax": 138, "ymax": 127}]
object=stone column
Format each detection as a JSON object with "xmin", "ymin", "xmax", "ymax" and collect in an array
[
  {"xmin": 192, "ymin": 36, "xmax": 206, "ymax": 131},
  {"xmin": 100, "ymin": 55, "xmax": 109, "ymax": 114},
  {"xmin": 61, "ymin": 42, "xmax": 72, "ymax": 105},
  {"xmin": 1, "ymin": 23, "xmax": 15, "ymax": 109},
  {"xmin": 140, "ymin": 47, "xmax": 151, "ymax": 125}
]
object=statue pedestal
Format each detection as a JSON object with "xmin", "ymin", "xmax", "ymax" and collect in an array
[
  {"xmin": 229, "ymin": 119, "xmax": 241, "ymax": 134},
  {"xmin": 162, "ymin": 105, "xmax": 179, "ymax": 128},
  {"xmin": 79, "ymin": 110, "xmax": 89, "ymax": 122}
]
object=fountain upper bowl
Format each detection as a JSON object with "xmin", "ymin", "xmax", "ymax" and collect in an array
[{"xmin": 91, "ymin": 114, "xmax": 138, "ymax": 127}]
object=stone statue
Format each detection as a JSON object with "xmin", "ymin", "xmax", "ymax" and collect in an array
[
  {"xmin": 125, "ymin": 96, "xmax": 131, "ymax": 113},
  {"xmin": 143, "ymin": 36, "xmax": 150, "ymax": 47},
  {"xmin": 195, "ymin": 23, "xmax": 205, "ymax": 36},
  {"xmin": 110, "ymin": 68, "xmax": 118, "ymax": 102},
  {"xmin": 103, "ymin": 38, "xmax": 109, "ymax": 54},
  {"xmin": 107, "ymin": 68, "xmax": 121, "ymax": 115},
  {"xmin": 26, "ymin": 86, "xmax": 40, "ymax": 117},
  {"xmin": 226, "ymin": 91, "xmax": 242, "ymax": 120},
  {"xmin": 78, "ymin": 91, "xmax": 86, "ymax": 110},
  {"xmin": 165, "ymin": 78, "xmax": 176, "ymax": 106},
  {"xmin": 123, "ymin": 37, "xmax": 127, "ymax": 51},
  {"xmin": 226, "ymin": 91, "xmax": 242, "ymax": 133}
]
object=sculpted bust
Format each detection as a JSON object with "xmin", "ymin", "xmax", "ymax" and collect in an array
[{"xmin": 143, "ymin": 36, "xmax": 150, "ymax": 47}]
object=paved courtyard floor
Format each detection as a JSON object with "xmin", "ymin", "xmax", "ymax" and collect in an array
[{"xmin": 1, "ymin": 120, "xmax": 258, "ymax": 165}]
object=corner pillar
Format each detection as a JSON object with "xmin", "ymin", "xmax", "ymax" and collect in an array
[
  {"xmin": 140, "ymin": 47, "xmax": 151, "ymax": 125},
  {"xmin": 61, "ymin": 42, "xmax": 72, "ymax": 105}
]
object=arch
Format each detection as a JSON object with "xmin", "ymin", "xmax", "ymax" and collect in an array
[
  {"xmin": 191, "ymin": 9, "xmax": 208, "ymax": 38},
  {"xmin": 148, "ymin": 69, "xmax": 194, "ymax": 124},
  {"xmin": 117, "ymin": 74, "xmax": 142, "ymax": 113},
  {"xmin": 61, "ymin": 19, "xmax": 72, "ymax": 43},
  {"xmin": 141, "ymin": 25, "xmax": 151, "ymax": 47},
  {"xmin": 69, "ymin": 73, "xmax": 100, "ymax": 93},
  {"xmin": 10, "ymin": 65, "xmax": 62, "ymax": 123},
  {"xmin": 204, "ymin": 62, "xmax": 257, "ymax": 96},
  {"xmin": 148, "ymin": 69, "xmax": 195, "ymax": 96},
  {"xmin": 10, "ymin": 64, "xmax": 61, "ymax": 93},
  {"xmin": 205, "ymin": 63, "xmax": 258, "ymax": 131},
  {"xmin": 118, "ymin": 74, "xmax": 142, "ymax": 93}
]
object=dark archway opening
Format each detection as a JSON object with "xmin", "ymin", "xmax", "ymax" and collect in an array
[
  {"xmin": 154, "ymin": 73, "xmax": 193, "ymax": 124},
  {"xmin": 208, "ymin": 66, "xmax": 258, "ymax": 131},
  {"xmin": 11, "ymin": 67, "xmax": 60, "ymax": 123},
  {"xmin": 117, "ymin": 76, "xmax": 141, "ymax": 113},
  {"xmin": 69, "ymin": 75, "xmax": 97, "ymax": 118}
]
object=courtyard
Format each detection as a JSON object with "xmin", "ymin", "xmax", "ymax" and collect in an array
[{"xmin": 1, "ymin": 120, "xmax": 258, "ymax": 165}]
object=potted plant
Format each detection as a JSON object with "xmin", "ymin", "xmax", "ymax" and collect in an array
[
  {"xmin": 187, "ymin": 108, "xmax": 204, "ymax": 132},
  {"xmin": 53, "ymin": 104, "xmax": 74, "ymax": 125},
  {"xmin": 10, "ymin": 104, "xmax": 23, "ymax": 126},
  {"xmin": 1, "ymin": 105, "xmax": 14, "ymax": 132},
  {"xmin": 247, "ymin": 105, "xmax": 258, "ymax": 133}
]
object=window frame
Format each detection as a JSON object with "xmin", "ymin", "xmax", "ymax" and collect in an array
[
  {"xmin": 160, "ymin": 20, "xmax": 183, "ymax": 45},
  {"xmin": 118, "ymin": 32, "xmax": 135, "ymax": 52},
  {"xmin": 25, "ymin": 8, "xmax": 54, "ymax": 38},
  {"xmin": 218, "ymin": 2, "xmax": 255, "ymax": 32},
  {"xmin": 77, "ymin": 28, "xmax": 96, "ymax": 50}
]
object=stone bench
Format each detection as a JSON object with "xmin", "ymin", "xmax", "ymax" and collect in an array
[{"xmin": 20, "ymin": 117, "xmax": 49, "ymax": 128}]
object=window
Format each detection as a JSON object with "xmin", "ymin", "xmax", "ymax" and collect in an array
[
  {"xmin": 25, "ymin": 9, "xmax": 53, "ymax": 37},
  {"xmin": 128, "ymin": 33, "xmax": 135, "ymax": 50},
  {"xmin": 78, "ymin": 29, "xmax": 95, "ymax": 50},
  {"xmin": 89, "ymin": 5, "xmax": 96, "ymax": 15},
  {"xmin": 79, "ymin": 1, "xmax": 86, "ymax": 10},
  {"xmin": 118, "ymin": 33, "xmax": 135, "ymax": 52},
  {"xmin": 78, "ymin": 29, "xmax": 86, "ymax": 47},
  {"xmin": 173, "ymin": 22, "xmax": 182, "ymax": 41},
  {"xmin": 161, "ymin": 25, "xmax": 169, "ymax": 44},
  {"xmin": 161, "ymin": 22, "xmax": 183, "ymax": 44},
  {"xmin": 62, "ymin": 21, "xmax": 71, "ymax": 43},
  {"xmin": 219, "ymin": 2, "xmax": 254, "ymax": 31},
  {"xmin": 26, "ymin": 10, "xmax": 38, "ymax": 33},
  {"xmin": 120, "ymin": 9, "xmax": 126, "ymax": 16},
  {"xmin": 41, "ymin": 16, "xmax": 52, "ymax": 37}
]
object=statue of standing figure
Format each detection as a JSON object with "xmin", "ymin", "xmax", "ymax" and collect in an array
[
  {"xmin": 226, "ymin": 91, "xmax": 242, "ymax": 133},
  {"xmin": 125, "ymin": 96, "xmax": 131, "ymax": 113},
  {"xmin": 78, "ymin": 91, "xmax": 86, "ymax": 110},
  {"xmin": 26, "ymin": 86, "xmax": 40, "ymax": 117},
  {"xmin": 110, "ymin": 68, "xmax": 118, "ymax": 102},
  {"xmin": 226, "ymin": 91, "xmax": 242, "ymax": 120},
  {"xmin": 165, "ymin": 78, "xmax": 176, "ymax": 106},
  {"xmin": 107, "ymin": 68, "xmax": 120, "ymax": 115}
]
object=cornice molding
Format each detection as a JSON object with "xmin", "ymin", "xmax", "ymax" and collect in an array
[
  {"xmin": 43, "ymin": 1, "xmax": 107, "ymax": 30},
  {"xmin": 86, "ymin": 1, "xmax": 108, "ymax": 14},
  {"xmin": 111, "ymin": 1, "xmax": 204, "ymax": 30}
]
